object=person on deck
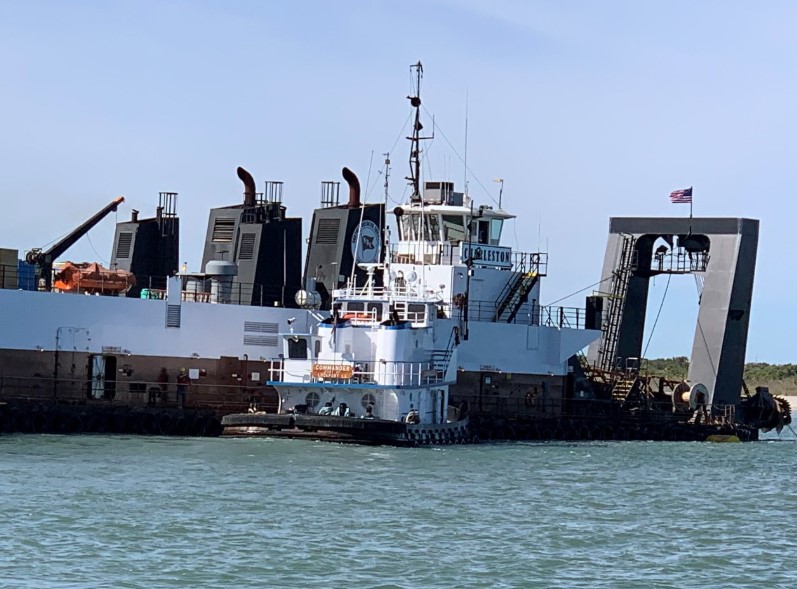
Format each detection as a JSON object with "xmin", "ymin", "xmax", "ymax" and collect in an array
[
  {"xmin": 693, "ymin": 390, "xmax": 709, "ymax": 424},
  {"xmin": 333, "ymin": 402, "xmax": 353, "ymax": 417},
  {"xmin": 157, "ymin": 367, "xmax": 169, "ymax": 404},
  {"xmin": 318, "ymin": 401, "xmax": 334, "ymax": 415},
  {"xmin": 176, "ymin": 368, "xmax": 190, "ymax": 409}
]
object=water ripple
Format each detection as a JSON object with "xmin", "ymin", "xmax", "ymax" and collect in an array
[{"xmin": 1, "ymin": 434, "xmax": 795, "ymax": 588}]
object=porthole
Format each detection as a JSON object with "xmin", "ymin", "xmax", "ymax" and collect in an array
[
  {"xmin": 305, "ymin": 392, "xmax": 320, "ymax": 408},
  {"xmin": 361, "ymin": 393, "xmax": 376, "ymax": 409}
]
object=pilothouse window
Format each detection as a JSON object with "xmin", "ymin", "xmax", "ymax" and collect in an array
[
  {"xmin": 423, "ymin": 214, "xmax": 441, "ymax": 241},
  {"xmin": 404, "ymin": 214, "xmax": 441, "ymax": 241},
  {"xmin": 407, "ymin": 303, "xmax": 426, "ymax": 322},
  {"xmin": 409, "ymin": 215, "xmax": 422, "ymax": 240},
  {"xmin": 490, "ymin": 219, "xmax": 504, "ymax": 245},
  {"xmin": 442, "ymin": 215, "xmax": 466, "ymax": 242}
]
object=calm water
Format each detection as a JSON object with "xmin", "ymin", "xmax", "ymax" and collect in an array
[{"xmin": 1, "ymin": 431, "xmax": 795, "ymax": 589}]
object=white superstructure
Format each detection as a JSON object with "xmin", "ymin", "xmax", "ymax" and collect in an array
[{"xmin": 269, "ymin": 268, "xmax": 458, "ymax": 425}]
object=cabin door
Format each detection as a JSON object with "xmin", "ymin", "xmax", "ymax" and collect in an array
[
  {"xmin": 88, "ymin": 355, "xmax": 118, "ymax": 400},
  {"xmin": 89, "ymin": 355, "xmax": 104, "ymax": 399}
]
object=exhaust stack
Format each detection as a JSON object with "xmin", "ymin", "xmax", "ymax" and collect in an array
[
  {"xmin": 237, "ymin": 167, "xmax": 257, "ymax": 207},
  {"xmin": 342, "ymin": 167, "xmax": 360, "ymax": 208}
]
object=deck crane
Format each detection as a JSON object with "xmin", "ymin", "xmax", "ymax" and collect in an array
[{"xmin": 26, "ymin": 196, "xmax": 125, "ymax": 291}]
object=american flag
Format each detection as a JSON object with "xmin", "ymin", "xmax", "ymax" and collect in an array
[{"xmin": 669, "ymin": 187, "xmax": 692, "ymax": 204}]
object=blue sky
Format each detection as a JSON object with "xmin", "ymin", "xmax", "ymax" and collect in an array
[{"xmin": 1, "ymin": 0, "xmax": 795, "ymax": 362}]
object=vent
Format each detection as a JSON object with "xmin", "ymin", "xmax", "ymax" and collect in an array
[
  {"xmin": 243, "ymin": 321, "xmax": 278, "ymax": 347},
  {"xmin": 238, "ymin": 233, "xmax": 256, "ymax": 260},
  {"xmin": 116, "ymin": 232, "xmax": 133, "ymax": 259},
  {"xmin": 315, "ymin": 218, "xmax": 340, "ymax": 245},
  {"xmin": 166, "ymin": 304, "xmax": 181, "ymax": 328},
  {"xmin": 212, "ymin": 218, "xmax": 236, "ymax": 242},
  {"xmin": 244, "ymin": 321, "xmax": 278, "ymax": 333},
  {"xmin": 243, "ymin": 334, "xmax": 278, "ymax": 347}
]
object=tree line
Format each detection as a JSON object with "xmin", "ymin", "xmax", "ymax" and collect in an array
[{"xmin": 643, "ymin": 357, "xmax": 797, "ymax": 395}]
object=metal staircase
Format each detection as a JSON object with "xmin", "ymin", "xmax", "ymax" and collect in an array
[
  {"xmin": 429, "ymin": 326, "xmax": 460, "ymax": 382},
  {"xmin": 597, "ymin": 234, "xmax": 637, "ymax": 372},
  {"xmin": 431, "ymin": 350, "xmax": 453, "ymax": 374},
  {"xmin": 611, "ymin": 375, "xmax": 639, "ymax": 404},
  {"xmin": 494, "ymin": 271, "xmax": 539, "ymax": 323}
]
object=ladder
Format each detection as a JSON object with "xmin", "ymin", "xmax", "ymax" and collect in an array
[
  {"xmin": 611, "ymin": 375, "xmax": 638, "ymax": 403},
  {"xmin": 597, "ymin": 234, "xmax": 637, "ymax": 372},
  {"xmin": 494, "ymin": 272, "xmax": 539, "ymax": 323},
  {"xmin": 430, "ymin": 326, "xmax": 459, "ymax": 381},
  {"xmin": 430, "ymin": 349, "xmax": 453, "ymax": 374}
]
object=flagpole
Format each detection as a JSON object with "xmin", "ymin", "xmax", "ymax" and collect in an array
[{"xmin": 689, "ymin": 186, "xmax": 693, "ymax": 235}]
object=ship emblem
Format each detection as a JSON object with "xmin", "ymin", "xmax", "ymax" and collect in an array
[{"xmin": 351, "ymin": 220, "xmax": 381, "ymax": 263}]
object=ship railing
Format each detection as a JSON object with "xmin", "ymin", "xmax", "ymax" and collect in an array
[
  {"xmin": 268, "ymin": 357, "xmax": 450, "ymax": 387},
  {"xmin": 511, "ymin": 251, "xmax": 548, "ymax": 276},
  {"xmin": 134, "ymin": 275, "xmax": 298, "ymax": 307},
  {"xmin": 332, "ymin": 284, "xmax": 434, "ymax": 302},
  {"xmin": 389, "ymin": 242, "xmax": 548, "ymax": 275},
  {"xmin": 390, "ymin": 241, "xmax": 457, "ymax": 266},
  {"xmin": 0, "ymin": 267, "xmax": 297, "ymax": 307},
  {"xmin": 337, "ymin": 306, "xmax": 430, "ymax": 326},
  {"xmin": 462, "ymin": 301, "xmax": 589, "ymax": 329},
  {"xmin": 651, "ymin": 249, "xmax": 709, "ymax": 274}
]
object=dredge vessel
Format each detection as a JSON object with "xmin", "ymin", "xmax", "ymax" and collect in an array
[{"xmin": 1, "ymin": 62, "xmax": 788, "ymax": 442}]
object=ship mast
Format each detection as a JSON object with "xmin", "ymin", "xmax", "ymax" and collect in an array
[
  {"xmin": 383, "ymin": 152, "xmax": 391, "ymax": 204},
  {"xmin": 406, "ymin": 61, "xmax": 425, "ymax": 203}
]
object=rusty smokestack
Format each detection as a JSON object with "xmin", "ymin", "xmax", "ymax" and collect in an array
[
  {"xmin": 237, "ymin": 166, "xmax": 257, "ymax": 207},
  {"xmin": 342, "ymin": 167, "xmax": 360, "ymax": 208}
]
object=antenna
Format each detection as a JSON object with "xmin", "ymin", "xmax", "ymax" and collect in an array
[
  {"xmin": 464, "ymin": 88, "xmax": 469, "ymax": 195},
  {"xmin": 406, "ymin": 61, "xmax": 424, "ymax": 202},
  {"xmin": 405, "ymin": 61, "xmax": 434, "ymax": 202},
  {"xmin": 493, "ymin": 178, "xmax": 504, "ymax": 209},
  {"xmin": 383, "ymin": 152, "xmax": 391, "ymax": 204}
]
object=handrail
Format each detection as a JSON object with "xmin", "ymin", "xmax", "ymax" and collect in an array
[
  {"xmin": 269, "ymin": 356, "xmax": 453, "ymax": 387},
  {"xmin": 463, "ymin": 300, "xmax": 588, "ymax": 329},
  {"xmin": 388, "ymin": 242, "xmax": 548, "ymax": 275},
  {"xmin": 0, "ymin": 267, "xmax": 299, "ymax": 307}
]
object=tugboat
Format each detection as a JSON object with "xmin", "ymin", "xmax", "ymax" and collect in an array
[
  {"xmin": 222, "ymin": 60, "xmax": 601, "ymax": 444},
  {"xmin": 221, "ymin": 266, "xmax": 469, "ymax": 445}
]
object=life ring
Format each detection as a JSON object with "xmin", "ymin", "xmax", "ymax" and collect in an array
[{"xmin": 530, "ymin": 253, "xmax": 540, "ymax": 265}]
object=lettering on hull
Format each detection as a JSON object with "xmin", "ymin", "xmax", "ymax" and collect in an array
[{"xmin": 311, "ymin": 364, "xmax": 354, "ymax": 379}]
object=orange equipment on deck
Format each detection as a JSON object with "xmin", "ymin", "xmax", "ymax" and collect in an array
[{"xmin": 53, "ymin": 262, "xmax": 136, "ymax": 294}]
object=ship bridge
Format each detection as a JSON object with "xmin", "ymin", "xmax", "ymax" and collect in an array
[{"xmin": 388, "ymin": 181, "xmax": 562, "ymax": 327}]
